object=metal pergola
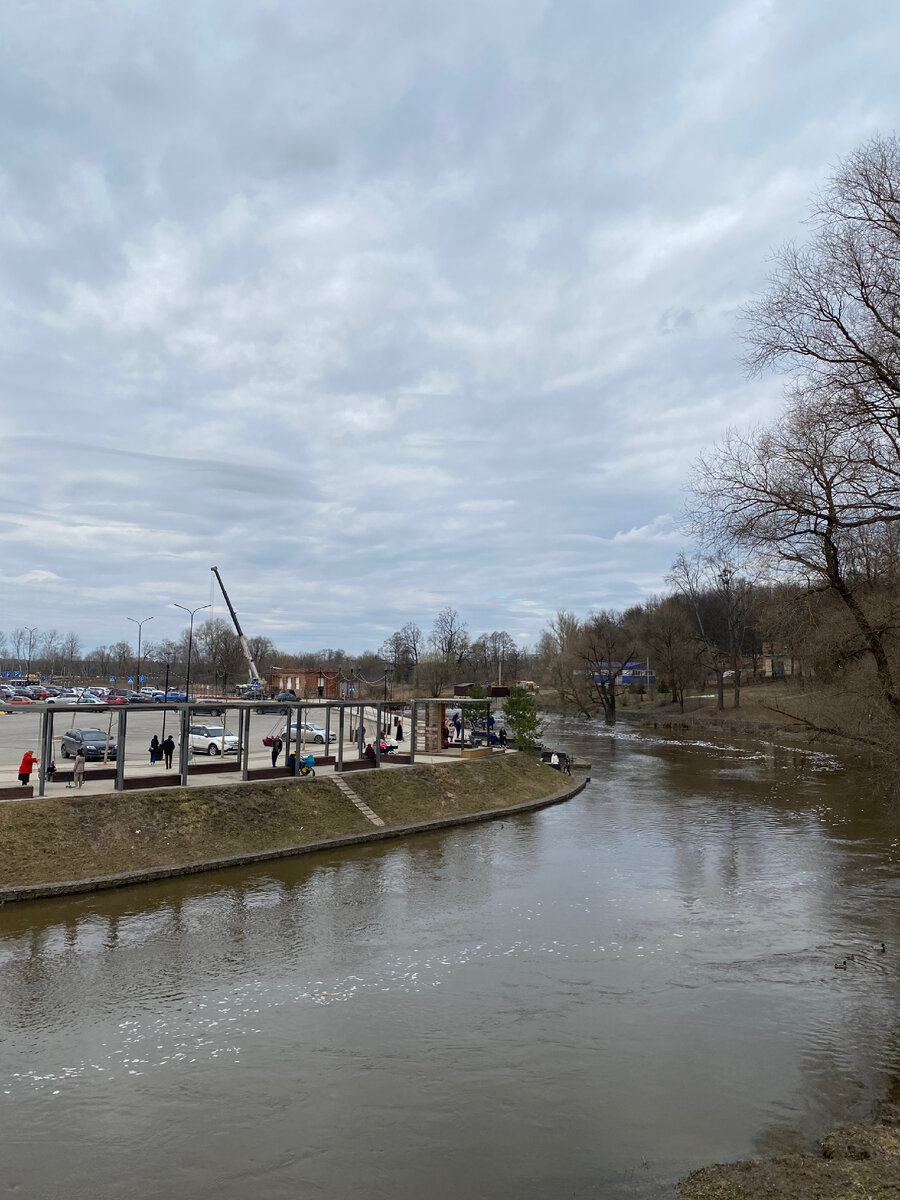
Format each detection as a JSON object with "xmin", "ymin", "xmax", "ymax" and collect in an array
[{"xmin": 9, "ymin": 694, "xmax": 497, "ymax": 796}]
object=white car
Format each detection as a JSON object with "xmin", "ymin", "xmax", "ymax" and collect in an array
[
  {"xmin": 189, "ymin": 724, "xmax": 240, "ymax": 756},
  {"xmin": 278, "ymin": 721, "xmax": 337, "ymax": 744}
]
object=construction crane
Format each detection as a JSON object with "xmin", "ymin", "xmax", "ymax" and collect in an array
[{"xmin": 211, "ymin": 566, "xmax": 262, "ymax": 685}]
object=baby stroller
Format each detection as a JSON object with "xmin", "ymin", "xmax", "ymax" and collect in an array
[{"xmin": 287, "ymin": 752, "xmax": 316, "ymax": 776}]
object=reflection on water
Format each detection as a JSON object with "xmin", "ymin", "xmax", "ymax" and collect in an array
[{"xmin": 1, "ymin": 718, "xmax": 898, "ymax": 1199}]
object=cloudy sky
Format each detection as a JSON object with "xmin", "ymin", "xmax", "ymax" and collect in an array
[{"xmin": 1, "ymin": 0, "xmax": 897, "ymax": 655}]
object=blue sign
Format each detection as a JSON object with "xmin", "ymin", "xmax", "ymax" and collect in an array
[
  {"xmin": 251, "ymin": 680, "xmax": 260, "ymax": 689},
  {"xmin": 109, "ymin": 676, "xmax": 116, "ymax": 683},
  {"xmin": 127, "ymin": 677, "xmax": 134, "ymax": 684},
  {"xmin": 13, "ymin": 671, "xmax": 20, "ymax": 678},
  {"xmin": 139, "ymin": 675, "xmax": 146, "ymax": 683}
]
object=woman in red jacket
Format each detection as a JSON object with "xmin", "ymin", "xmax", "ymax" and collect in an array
[{"xmin": 18, "ymin": 750, "xmax": 38, "ymax": 786}]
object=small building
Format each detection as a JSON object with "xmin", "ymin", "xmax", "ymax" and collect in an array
[
  {"xmin": 266, "ymin": 667, "xmax": 340, "ymax": 699},
  {"xmin": 591, "ymin": 661, "xmax": 657, "ymax": 688}
]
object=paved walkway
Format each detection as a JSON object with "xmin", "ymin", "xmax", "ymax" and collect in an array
[{"xmin": 0, "ymin": 746, "xmax": 511, "ymax": 802}]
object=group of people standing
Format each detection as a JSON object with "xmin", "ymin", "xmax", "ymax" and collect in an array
[
  {"xmin": 148, "ymin": 735, "xmax": 175, "ymax": 768},
  {"xmin": 442, "ymin": 713, "xmax": 508, "ymax": 749}
]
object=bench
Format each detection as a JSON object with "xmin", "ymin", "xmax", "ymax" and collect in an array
[
  {"xmin": 461, "ymin": 746, "xmax": 493, "ymax": 759},
  {"xmin": 335, "ymin": 758, "xmax": 379, "ymax": 772},
  {"xmin": 0, "ymin": 785, "xmax": 33, "ymax": 799},
  {"xmin": 121, "ymin": 774, "xmax": 182, "ymax": 791},
  {"xmin": 188, "ymin": 760, "xmax": 240, "ymax": 776},
  {"xmin": 54, "ymin": 765, "xmax": 119, "ymax": 783}
]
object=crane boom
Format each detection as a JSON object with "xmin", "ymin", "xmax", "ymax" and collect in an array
[{"xmin": 211, "ymin": 566, "xmax": 262, "ymax": 682}]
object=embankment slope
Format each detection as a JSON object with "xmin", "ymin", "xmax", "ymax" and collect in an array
[{"xmin": 0, "ymin": 755, "xmax": 582, "ymax": 898}]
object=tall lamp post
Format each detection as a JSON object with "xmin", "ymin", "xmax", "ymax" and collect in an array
[
  {"xmin": 24, "ymin": 626, "xmax": 38, "ymax": 678},
  {"xmin": 127, "ymin": 615, "xmax": 153, "ymax": 694},
  {"xmin": 173, "ymin": 603, "xmax": 210, "ymax": 701}
]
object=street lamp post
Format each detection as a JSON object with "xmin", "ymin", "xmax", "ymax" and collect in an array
[
  {"xmin": 173, "ymin": 603, "xmax": 210, "ymax": 702},
  {"xmin": 24, "ymin": 626, "xmax": 37, "ymax": 679},
  {"xmin": 127, "ymin": 616, "xmax": 153, "ymax": 694}
]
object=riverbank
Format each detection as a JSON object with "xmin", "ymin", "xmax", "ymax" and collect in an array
[
  {"xmin": 680, "ymin": 1110, "xmax": 900, "ymax": 1198},
  {"xmin": 0, "ymin": 754, "xmax": 588, "ymax": 902}
]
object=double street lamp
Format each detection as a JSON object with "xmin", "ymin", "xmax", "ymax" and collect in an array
[
  {"xmin": 127, "ymin": 615, "xmax": 153, "ymax": 692},
  {"xmin": 173, "ymin": 602, "xmax": 210, "ymax": 701}
]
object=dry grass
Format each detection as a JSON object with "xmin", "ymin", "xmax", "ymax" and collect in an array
[
  {"xmin": 680, "ymin": 1122, "xmax": 900, "ymax": 1199},
  {"xmin": 0, "ymin": 754, "xmax": 565, "ymax": 890}
]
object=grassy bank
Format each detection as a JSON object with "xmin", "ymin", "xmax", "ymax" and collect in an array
[
  {"xmin": 680, "ymin": 1114, "xmax": 900, "ymax": 1198},
  {"xmin": 0, "ymin": 754, "xmax": 571, "ymax": 893}
]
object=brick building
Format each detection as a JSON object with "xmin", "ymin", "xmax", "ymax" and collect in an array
[{"xmin": 267, "ymin": 667, "xmax": 340, "ymax": 699}]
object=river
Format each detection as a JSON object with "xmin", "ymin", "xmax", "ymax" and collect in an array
[{"xmin": 1, "ymin": 718, "xmax": 898, "ymax": 1199}]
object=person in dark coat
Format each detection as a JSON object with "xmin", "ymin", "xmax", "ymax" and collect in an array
[
  {"xmin": 364, "ymin": 742, "xmax": 376, "ymax": 761},
  {"xmin": 149, "ymin": 735, "xmax": 160, "ymax": 765},
  {"xmin": 395, "ymin": 719, "xmax": 403, "ymax": 742},
  {"xmin": 161, "ymin": 735, "xmax": 175, "ymax": 769},
  {"xmin": 271, "ymin": 735, "xmax": 283, "ymax": 767}
]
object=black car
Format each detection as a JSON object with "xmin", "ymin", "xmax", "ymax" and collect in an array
[{"xmin": 60, "ymin": 728, "xmax": 118, "ymax": 760}]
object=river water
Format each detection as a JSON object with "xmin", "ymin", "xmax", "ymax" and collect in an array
[{"xmin": 1, "ymin": 719, "xmax": 898, "ymax": 1199}]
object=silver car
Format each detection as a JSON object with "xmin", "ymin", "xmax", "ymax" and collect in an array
[
  {"xmin": 278, "ymin": 721, "xmax": 337, "ymax": 744},
  {"xmin": 189, "ymin": 724, "xmax": 240, "ymax": 756}
]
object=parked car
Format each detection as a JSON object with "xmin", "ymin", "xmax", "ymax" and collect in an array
[
  {"xmin": 1, "ymin": 695, "xmax": 33, "ymax": 707},
  {"xmin": 60, "ymin": 728, "xmax": 117, "ymax": 760},
  {"xmin": 105, "ymin": 693, "xmax": 128, "ymax": 705},
  {"xmin": 189, "ymin": 724, "xmax": 239, "ymax": 756},
  {"xmin": 277, "ymin": 721, "xmax": 337, "ymax": 745}
]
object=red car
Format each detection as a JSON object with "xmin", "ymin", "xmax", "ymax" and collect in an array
[{"xmin": 2, "ymin": 695, "xmax": 34, "ymax": 707}]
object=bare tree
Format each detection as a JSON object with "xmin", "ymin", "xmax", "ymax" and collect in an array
[
  {"xmin": 636, "ymin": 595, "xmax": 700, "ymax": 711},
  {"xmin": 689, "ymin": 401, "xmax": 900, "ymax": 725},
  {"xmin": 400, "ymin": 621, "xmax": 422, "ymax": 667},
  {"xmin": 582, "ymin": 610, "xmax": 638, "ymax": 725},
  {"xmin": 536, "ymin": 611, "xmax": 594, "ymax": 715},
  {"xmin": 60, "ymin": 632, "xmax": 81, "ymax": 676},
  {"xmin": 743, "ymin": 134, "xmax": 900, "ymax": 451}
]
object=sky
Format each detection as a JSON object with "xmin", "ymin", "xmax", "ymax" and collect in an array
[{"xmin": 1, "ymin": 0, "xmax": 898, "ymax": 656}]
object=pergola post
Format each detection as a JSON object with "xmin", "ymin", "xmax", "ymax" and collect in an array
[
  {"xmin": 241, "ymin": 705, "xmax": 250, "ymax": 781},
  {"xmin": 115, "ymin": 708, "xmax": 127, "ymax": 791}
]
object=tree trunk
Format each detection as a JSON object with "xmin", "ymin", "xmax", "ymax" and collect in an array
[{"xmin": 716, "ymin": 669, "xmax": 725, "ymax": 711}]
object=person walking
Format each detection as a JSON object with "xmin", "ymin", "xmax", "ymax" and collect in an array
[
  {"xmin": 149, "ymin": 735, "xmax": 160, "ymax": 765},
  {"xmin": 271, "ymin": 735, "xmax": 283, "ymax": 768},
  {"xmin": 161, "ymin": 735, "xmax": 175, "ymax": 769},
  {"xmin": 395, "ymin": 719, "xmax": 403, "ymax": 742},
  {"xmin": 73, "ymin": 747, "xmax": 86, "ymax": 789},
  {"xmin": 18, "ymin": 749, "xmax": 37, "ymax": 786}
]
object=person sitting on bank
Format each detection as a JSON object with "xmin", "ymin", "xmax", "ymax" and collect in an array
[
  {"xmin": 498, "ymin": 726, "xmax": 508, "ymax": 747},
  {"xmin": 550, "ymin": 752, "xmax": 560, "ymax": 770},
  {"xmin": 364, "ymin": 742, "xmax": 376, "ymax": 761}
]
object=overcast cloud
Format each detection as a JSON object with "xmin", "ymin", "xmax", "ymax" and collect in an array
[{"xmin": 1, "ymin": 0, "xmax": 897, "ymax": 653}]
